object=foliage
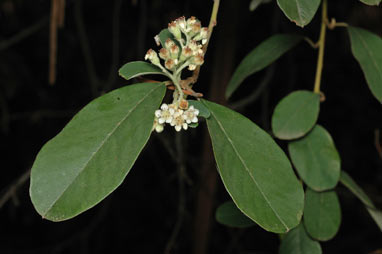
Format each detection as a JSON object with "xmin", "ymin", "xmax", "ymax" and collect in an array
[{"xmin": 28, "ymin": 0, "xmax": 381, "ymax": 253}]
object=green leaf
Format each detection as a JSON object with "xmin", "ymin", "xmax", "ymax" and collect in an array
[
  {"xmin": 359, "ymin": 0, "xmax": 381, "ymax": 6},
  {"xmin": 158, "ymin": 29, "xmax": 173, "ymax": 47},
  {"xmin": 249, "ymin": 0, "xmax": 272, "ymax": 11},
  {"xmin": 367, "ymin": 208, "xmax": 382, "ymax": 231},
  {"xmin": 348, "ymin": 26, "xmax": 382, "ymax": 103},
  {"xmin": 188, "ymin": 100, "xmax": 210, "ymax": 119},
  {"xmin": 288, "ymin": 125, "xmax": 341, "ymax": 191},
  {"xmin": 226, "ymin": 34, "xmax": 302, "ymax": 98},
  {"xmin": 340, "ymin": 171, "xmax": 374, "ymax": 208},
  {"xmin": 203, "ymin": 99, "xmax": 304, "ymax": 233},
  {"xmin": 30, "ymin": 83, "xmax": 166, "ymax": 221},
  {"xmin": 119, "ymin": 61, "xmax": 166, "ymax": 81},
  {"xmin": 279, "ymin": 223, "xmax": 322, "ymax": 254},
  {"xmin": 216, "ymin": 201, "xmax": 256, "ymax": 228},
  {"xmin": 340, "ymin": 171, "xmax": 382, "ymax": 231},
  {"xmin": 303, "ymin": 188, "xmax": 341, "ymax": 241},
  {"xmin": 158, "ymin": 29, "xmax": 181, "ymax": 49},
  {"xmin": 272, "ymin": 90, "xmax": 320, "ymax": 140},
  {"xmin": 276, "ymin": 0, "xmax": 321, "ymax": 27},
  {"xmin": 188, "ymin": 122, "xmax": 199, "ymax": 128}
]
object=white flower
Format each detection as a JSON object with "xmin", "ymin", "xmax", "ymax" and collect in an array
[
  {"xmin": 153, "ymin": 118, "xmax": 164, "ymax": 133},
  {"xmin": 183, "ymin": 105, "xmax": 199, "ymax": 124},
  {"xmin": 155, "ymin": 103, "xmax": 175, "ymax": 124},
  {"xmin": 188, "ymin": 64, "xmax": 196, "ymax": 71},
  {"xmin": 171, "ymin": 109, "xmax": 188, "ymax": 132}
]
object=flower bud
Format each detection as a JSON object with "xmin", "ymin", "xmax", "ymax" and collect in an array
[
  {"xmin": 179, "ymin": 99, "xmax": 189, "ymax": 110},
  {"xmin": 165, "ymin": 38, "xmax": 175, "ymax": 50},
  {"xmin": 176, "ymin": 16, "xmax": 187, "ymax": 32},
  {"xmin": 192, "ymin": 54, "xmax": 204, "ymax": 66},
  {"xmin": 168, "ymin": 21, "xmax": 182, "ymax": 40},
  {"xmin": 179, "ymin": 46, "xmax": 193, "ymax": 62},
  {"xmin": 165, "ymin": 59, "xmax": 175, "ymax": 70},
  {"xmin": 169, "ymin": 44, "xmax": 180, "ymax": 59},
  {"xmin": 189, "ymin": 22, "xmax": 201, "ymax": 37},
  {"xmin": 194, "ymin": 27, "xmax": 208, "ymax": 44},
  {"xmin": 188, "ymin": 64, "xmax": 197, "ymax": 71},
  {"xmin": 187, "ymin": 16, "xmax": 197, "ymax": 26},
  {"xmin": 144, "ymin": 49, "xmax": 160, "ymax": 65},
  {"xmin": 188, "ymin": 40, "xmax": 203, "ymax": 55},
  {"xmin": 159, "ymin": 48, "xmax": 169, "ymax": 60}
]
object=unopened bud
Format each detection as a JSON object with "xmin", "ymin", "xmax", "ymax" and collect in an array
[
  {"xmin": 176, "ymin": 16, "xmax": 187, "ymax": 31},
  {"xmin": 165, "ymin": 38, "xmax": 175, "ymax": 50},
  {"xmin": 190, "ymin": 22, "xmax": 201, "ymax": 36},
  {"xmin": 192, "ymin": 54, "xmax": 204, "ymax": 65},
  {"xmin": 170, "ymin": 44, "xmax": 180, "ymax": 59},
  {"xmin": 194, "ymin": 27, "xmax": 208, "ymax": 43},
  {"xmin": 168, "ymin": 21, "xmax": 182, "ymax": 40},
  {"xmin": 188, "ymin": 64, "xmax": 197, "ymax": 71},
  {"xmin": 159, "ymin": 48, "xmax": 169, "ymax": 60},
  {"xmin": 187, "ymin": 16, "xmax": 197, "ymax": 26},
  {"xmin": 179, "ymin": 99, "xmax": 189, "ymax": 110},
  {"xmin": 180, "ymin": 46, "xmax": 193, "ymax": 61},
  {"xmin": 165, "ymin": 59, "xmax": 175, "ymax": 70},
  {"xmin": 145, "ymin": 49, "xmax": 160, "ymax": 65}
]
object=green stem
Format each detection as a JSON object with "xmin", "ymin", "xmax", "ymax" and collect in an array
[
  {"xmin": 172, "ymin": 79, "xmax": 184, "ymax": 101},
  {"xmin": 313, "ymin": 0, "xmax": 327, "ymax": 94}
]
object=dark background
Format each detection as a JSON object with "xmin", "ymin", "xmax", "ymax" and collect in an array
[{"xmin": 0, "ymin": 0, "xmax": 381, "ymax": 253}]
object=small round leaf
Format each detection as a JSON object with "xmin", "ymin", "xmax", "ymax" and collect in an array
[
  {"xmin": 304, "ymin": 188, "xmax": 341, "ymax": 241},
  {"xmin": 279, "ymin": 223, "xmax": 322, "ymax": 254},
  {"xmin": 288, "ymin": 125, "xmax": 341, "ymax": 191},
  {"xmin": 272, "ymin": 90, "xmax": 320, "ymax": 140}
]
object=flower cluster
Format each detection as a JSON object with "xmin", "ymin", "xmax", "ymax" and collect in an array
[
  {"xmin": 153, "ymin": 102, "xmax": 199, "ymax": 133},
  {"xmin": 145, "ymin": 16, "xmax": 208, "ymax": 72}
]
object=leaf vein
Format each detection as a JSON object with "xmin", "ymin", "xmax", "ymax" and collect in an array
[{"xmin": 210, "ymin": 110, "xmax": 289, "ymax": 231}]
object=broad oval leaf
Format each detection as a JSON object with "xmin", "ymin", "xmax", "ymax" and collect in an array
[
  {"xmin": 216, "ymin": 201, "xmax": 256, "ymax": 228},
  {"xmin": 272, "ymin": 90, "xmax": 320, "ymax": 140},
  {"xmin": 188, "ymin": 100, "xmax": 210, "ymax": 119},
  {"xmin": 226, "ymin": 34, "xmax": 302, "ymax": 98},
  {"xmin": 303, "ymin": 188, "xmax": 341, "ymax": 241},
  {"xmin": 340, "ymin": 171, "xmax": 374, "ymax": 208},
  {"xmin": 30, "ymin": 83, "xmax": 166, "ymax": 221},
  {"xmin": 276, "ymin": 0, "xmax": 321, "ymax": 27},
  {"xmin": 288, "ymin": 125, "xmax": 341, "ymax": 191},
  {"xmin": 279, "ymin": 223, "xmax": 322, "ymax": 254},
  {"xmin": 348, "ymin": 26, "xmax": 382, "ymax": 103},
  {"xmin": 359, "ymin": 0, "xmax": 381, "ymax": 5},
  {"xmin": 119, "ymin": 61, "xmax": 166, "ymax": 81},
  {"xmin": 203, "ymin": 99, "xmax": 304, "ymax": 233}
]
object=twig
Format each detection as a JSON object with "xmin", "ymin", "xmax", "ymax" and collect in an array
[
  {"xmin": 303, "ymin": 37, "xmax": 319, "ymax": 49},
  {"xmin": 229, "ymin": 65, "xmax": 275, "ymax": 110},
  {"xmin": 326, "ymin": 17, "xmax": 348, "ymax": 30},
  {"xmin": 57, "ymin": 0, "xmax": 66, "ymax": 28},
  {"xmin": 49, "ymin": 0, "xmax": 59, "ymax": 85},
  {"xmin": 0, "ymin": 169, "xmax": 31, "ymax": 209},
  {"xmin": 0, "ymin": 17, "xmax": 49, "ymax": 51},
  {"xmin": 313, "ymin": 0, "xmax": 328, "ymax": 94},
  {"xmin": 184, "ymin": 0, "xmax": 221, "ymax": 89}
]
